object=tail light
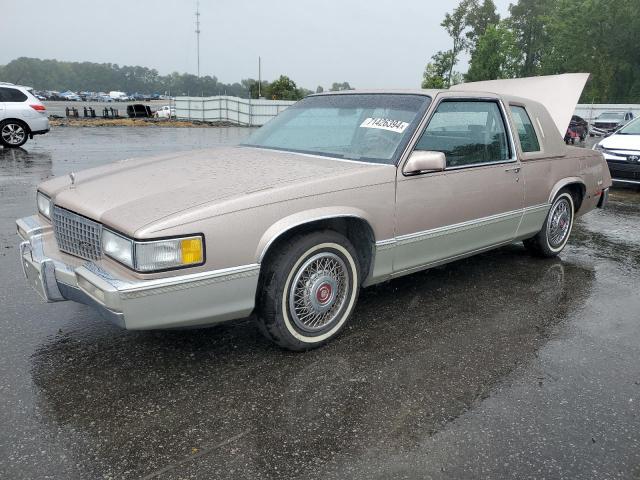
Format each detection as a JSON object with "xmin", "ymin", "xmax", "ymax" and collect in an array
[{"xmin": 30, "ymin": 104, "xmax": 46, "ymax": 112}]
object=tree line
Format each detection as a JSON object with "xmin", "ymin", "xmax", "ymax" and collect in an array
[
  {"xmin": 0, "ymin": 57, "xmax": 354, "ymax": 101},
  {"xmin": 423, "ymin": 0, "xmax": 640, "ymax": 103}
]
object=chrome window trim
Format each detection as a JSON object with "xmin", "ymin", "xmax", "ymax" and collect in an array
[
  {"xmin": 509, "ymin": 103, "xmax": 543, "ymax": 153},
  {"xmin": 444, "ymin": 158, "xmax": 517, "ymax": 171},
  {"xmin": 398, "ymin": 95, "xmax": 518, "ymax": 175}
]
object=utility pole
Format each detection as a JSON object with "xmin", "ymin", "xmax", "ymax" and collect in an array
[
  {"xmin": 195, "ymin": 1, "xmax": 201, "ymax": 78},
  {"xmin": 258, "ymin": 56, "xmax": 262, "ymax": 98}
]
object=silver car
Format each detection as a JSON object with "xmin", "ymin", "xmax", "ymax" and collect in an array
[{"xmin": 0, "ymin": 82, "xmax": 50, "ymax": 148}]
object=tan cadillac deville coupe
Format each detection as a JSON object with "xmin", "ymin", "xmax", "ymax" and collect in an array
[{"xmin": 18, "ymin": 74, "xmax": 611, "ymax": 350}]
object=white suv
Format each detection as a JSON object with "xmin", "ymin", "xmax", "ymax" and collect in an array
[{"xmin": 0, "ymin": 83, "xmax": 50, "ymax": 148}]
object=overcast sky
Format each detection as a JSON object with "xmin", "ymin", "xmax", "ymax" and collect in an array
[{"xmin": 1, "ymin": 0, "xmax": 512, "ymax": 89}]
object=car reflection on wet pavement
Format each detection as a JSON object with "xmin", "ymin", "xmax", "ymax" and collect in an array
[{"xmin": 1, "ymin": 129, "xmax": 639, "ymax": 479}]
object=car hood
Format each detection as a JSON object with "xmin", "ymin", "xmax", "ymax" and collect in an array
[
  {"xmin": 40, "ymin": 146, "xmax": 392, "ymax": 236},
  {"xmin": 594, "ymin": 119, "xmax": 622, "ymax": 125},
  {"xmin": 599, "ymin": 133, "xmax": 640, "ymax": 151}
]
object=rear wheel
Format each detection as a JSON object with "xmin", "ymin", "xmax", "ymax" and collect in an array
[
  {"xmin": 524, "ymin": 190, "xmax": 575, "ymax": 258},
  {"xmin": 256, "ymin": 231, "xmax": 361, "ymax": 351},
  {"xmin": 0, "ymin": 120, "xmax": 29, "ymax": 148}
]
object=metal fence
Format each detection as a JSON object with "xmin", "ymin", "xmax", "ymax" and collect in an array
[
  {"xmin": 174, "ymin": 96, "xmax": 296, "ymax": 126},
  {"xmin": 173, "ymin": 96, "xmax": 640, "ymax": 127}
]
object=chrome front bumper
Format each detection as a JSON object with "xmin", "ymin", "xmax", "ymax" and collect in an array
[
  {"xmin": 590, "ymin": 126, "xmax": 618, "ymax": 136},
  {"xmin": 17, "ymin": 215, "xmax": 260, "ymax": 330}
]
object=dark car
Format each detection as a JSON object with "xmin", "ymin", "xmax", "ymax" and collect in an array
[
  {"xmin": 564, "ymin": 115, "xmax": 588, "ymax": 144},
  {"xmin": 126, "ymin": 104, "xmax": 153, "ymax": 118},
  {"xmin": 590, "ymin": 111, "xmax": 634, "ymax": 137}
]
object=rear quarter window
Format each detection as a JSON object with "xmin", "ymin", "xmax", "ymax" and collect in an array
[
  {"xmin": 510, "ymin": 105, "xmax": 540, "ymax": 153},
  {"xmin": 0, "ymin": 87, "xmax": 28, "ymax": 102}
]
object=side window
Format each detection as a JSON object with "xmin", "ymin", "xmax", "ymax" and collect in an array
[
  {"xmin": 510, "ymin": 105, "xmax": 540, "ymax": 153},
  {"xmin": 0, "ymin": 87, "xmax": 27, "ymax": 102},
  {"xmin": 415, "ymin": 100, "xmax": 510, "ymax": 168}
]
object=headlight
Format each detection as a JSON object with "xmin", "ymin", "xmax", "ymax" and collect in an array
[
  {"xmin": 102, "ymin": 230, "xmax": 134, "ymax": 268},
  {"xmin": 593, "ymin": 144, "xmax": 621, "ymax": 157},
  {"xmin": 37, "ymin": 192, "xmax": 51, "ymax": 219},
  {"xmin": 135, "ymin": 236, "xmax": 204, "ymax": 272},
  {"xmin": 102, "ymin": 229, "xmax": 204, "ymax": 272}
]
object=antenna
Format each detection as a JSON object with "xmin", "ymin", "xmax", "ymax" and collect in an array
[{"xmin": 195, "ymin": 1, "xmax": 201, "ymax": 78}]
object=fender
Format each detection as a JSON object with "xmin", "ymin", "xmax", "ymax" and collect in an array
[
  {"xmin": 256, "ymin": 206, "xmax": 376, "ymax": 263},
  {"xmin": 548, "ymin": 176, "xmax": 585, "ymax": 204}
]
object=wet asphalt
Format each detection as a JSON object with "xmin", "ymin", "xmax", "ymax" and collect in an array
[{"xmin": 0, "ymin": 129, "xmax": 639, "ymax": 479}]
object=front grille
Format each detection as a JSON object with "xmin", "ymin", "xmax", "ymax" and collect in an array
[
  {"xmin": 607, "ymin": 161, "xmax": 640, "ymax": 180},
  {"xmin": 594, "ymin": 122, "xmax": 618, "ymax": 130},
  {"xmin": 52, "ymin": 206, "xmax": 102, "ymax": 261}
]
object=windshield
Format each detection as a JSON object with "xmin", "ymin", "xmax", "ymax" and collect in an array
[
  {"xmin": 618, "ymin": 117, "xmax": 640, "ymax": 135},
  {"xmin": 242, "ymin": 94, "xmax": 431, "ymax": 164},
  {"xmin": 598, "ymin": 112, "xmax": 624, "ymax": 121}
]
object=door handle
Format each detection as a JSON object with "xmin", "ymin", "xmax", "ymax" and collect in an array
[{"xmin": 505, "ymin": 166, "xmax": 521, "ymax": 173}]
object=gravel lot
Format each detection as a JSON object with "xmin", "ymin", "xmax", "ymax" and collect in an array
[{"xmin": 0, "ymin": 129, "xmax": 639, "ymax": 479}]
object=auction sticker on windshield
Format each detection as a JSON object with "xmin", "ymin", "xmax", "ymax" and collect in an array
[{"xmin": 360, "ymin": 117, "xmax": 410, "ymax": 133}]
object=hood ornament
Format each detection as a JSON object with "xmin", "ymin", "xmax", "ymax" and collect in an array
[{"xmin": 69, "ymin": 172, "xmax": 76, "ymax": 188}]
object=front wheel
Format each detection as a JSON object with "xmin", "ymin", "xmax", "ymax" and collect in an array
[
  {"xmin": 524, "ymin": 191, "xmax": 575, "ymax": 257},
  {"xmin": 0, "ymin": 120, "xmax": 29, "ymax": 148},
  {"xmin": 256, "ymin": 231, "xmax": 361, "ymax": 351}
]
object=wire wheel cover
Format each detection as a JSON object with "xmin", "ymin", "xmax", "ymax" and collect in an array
[
  {"xmin": 547, "ymin": 198, "xmax": 571, "ymax": 247},
  {"xmin": 288, "ymin": 252, "xmax": 350, "ymax": 333},
  {"xmin": 1, "ymin": 123, "xmax": 26, "ymax": 145}
]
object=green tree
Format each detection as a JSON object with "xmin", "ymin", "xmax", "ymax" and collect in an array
[
  {"xmin": 316, "ymin": 85, "xmax": 324, "ymax": 93},
  {"xmin": 422, "ymin": 51, "xmax": 457, "ymax": 88},
  {"xmin": 266, "ymin": 75, "xmax": 302, "ymax": 100},
  {"xmin": 541, "ymin": 0, "xmax": 640, "ymax": 102},
  {"xmin": 330, "ymin": 82, "xmax": 353, "ymax": 91},
  {"xmin": 508, "ymin": 0, "xmax": 556, "ymax": 76},
  {"xmin": 465, "ymin": 0, "xmax": 500, "ymax": 48},
  {"xmin": 0, "ymin": 57, "xmax": 315, "ymax": 99},
  {"xmin": 441, "ymin": 0, "xmax": 474, "ymax": 85},
  {"xmin": 466, "ymin": 23, "xmax": 522, "ymax": 81}
]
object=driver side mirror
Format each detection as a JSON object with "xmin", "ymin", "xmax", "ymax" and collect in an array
[{"xmin": 403, "ymin": 151, "xmax": 446, "ymax": 175}]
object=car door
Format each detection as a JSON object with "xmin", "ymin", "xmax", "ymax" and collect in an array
[
  {"xmin": 0, "ymin": 87, "xmax": 7, "ymax": 121},
  {"xmin": 393, "ymin": 97, "xmax": 524, "ymax": 274}
]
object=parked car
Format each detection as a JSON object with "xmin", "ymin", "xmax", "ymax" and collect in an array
[
  {"xmin": 126, "ymin": 104, "xmax": 153, "ymax": 118},
  {"xmin": 17, "ymin": 76, "xmax": 611, "ymax": 350},
  {"xmin": 109, "ymin": 91, "xmax": 129, "ymax": 102},
  {"xmin": 594, "ymin": 116, "xmax": 640, "ymax": 187},
  {"xmin": 154, "ymin": 105, "xmax": 175, "ymax": 118},
  {"xmin": 590, "ymin": 111, "xmax": 634, "ymax": 136},
  {"xmin": 59, "ymin": 91, "xmax": 82, "ymax": 102},
  {"xmin": 564, "ymin": 115, "xmax": 588, "ymax": 144},
  {"xmin": 0, "ymin": 83, "xmax": 50, "ymax": 148}
]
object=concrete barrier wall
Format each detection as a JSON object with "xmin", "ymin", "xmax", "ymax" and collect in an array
[{"xmin": 174, "ymin": 96, "xmax": 296, "ymax": 126}]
